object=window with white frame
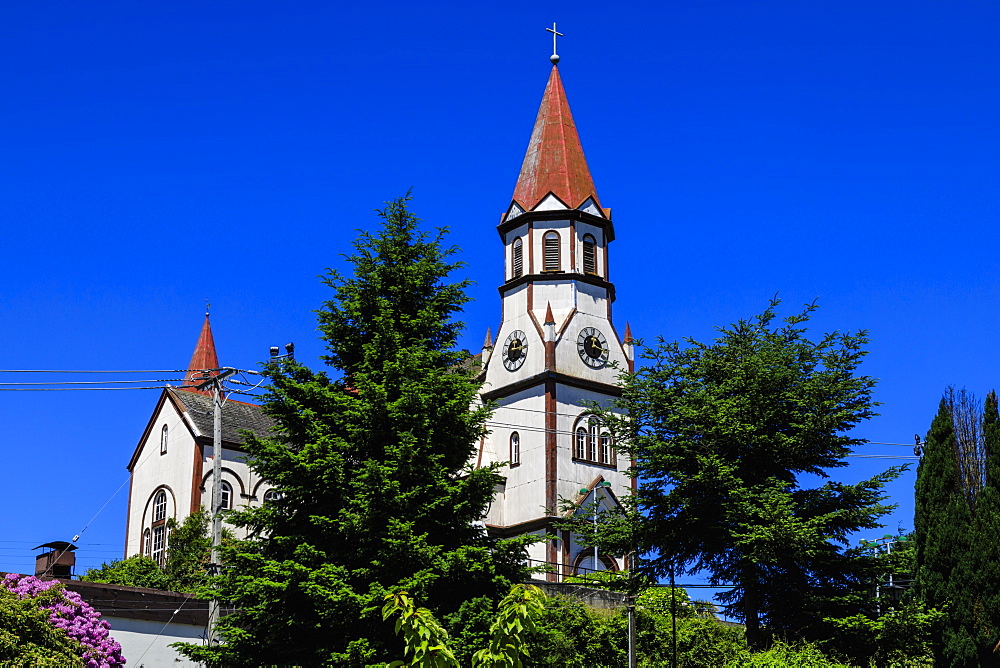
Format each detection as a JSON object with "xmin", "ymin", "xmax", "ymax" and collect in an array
[
  {"xmin": 160, "ymin": 424, "xmax": 168, "ymax": 455},
  {"xmin": 220, "ymin": 481, "xmax": 232, "ymax": 510},
  {"xmin": 575, "ymin": 428, "xmax": 587, "ymax": 459},
  {"xmin": 142, "ymin": 529, "xmax": 151, "ymax": 557},
  {"xmin": 512, "ymin": 237, "xmax": 523, "ymax": 278},
  {"xmin": 152, "ymin": 526, "xmax": 165, "ymax": 566},
  {"xmin": 510, "ymin": 432, "xmax": 520, "ymax": 466},
  {"xmin": 263, "ymin": 489, "xmax": 282, "ymax": 503}
]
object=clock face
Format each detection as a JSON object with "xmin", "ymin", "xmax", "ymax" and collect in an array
[
  {"xmin": 577, "ymin": 327, "xmax": 609, "ymax": 368},
  {"xmin": 503, "ymin": 330, "xmax": 528, "ymax": 370}
]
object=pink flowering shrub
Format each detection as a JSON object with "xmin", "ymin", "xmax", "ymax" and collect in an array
[{"xmin": 2, "ymin": 573, "xmax": 125, "ymax": 667}]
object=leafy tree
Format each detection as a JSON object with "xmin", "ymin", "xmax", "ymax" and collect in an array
[
  {"xmin": 613, "ymin": 300, "xmax": 900, "ymax": 647},
  {"xmin": 82, "ymin": 510, "xmax": 214, "ymax": 593},
  {"xmin": 915, "ymin": 389, "xmax": 1000, "ymax": 665},
  {"xmin": 178, "ymin": 195, "xmax": 529, "ymax": 666}
]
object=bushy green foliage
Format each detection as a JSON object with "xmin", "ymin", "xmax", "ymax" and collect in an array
[
  {"xmin": 725, "ymin": 640, "xmax": 849, "ymax": 667},
  {"xmin": 0, "ymin": 586, "xmax": 83, "ymax": 666},
  {"xmin": 613, "ymin": 300, "xmax": 900, "ymax": 646},
  {"xmin": 177, "ymin": 196, "xmax": 529, "ymax": 666},
  {"xmin": 823, "ymin": 601, "xmax": 942, "ymax": 666},
  {"xmin": 382, "ymin": 591, "xmax": 459, "ymax": 667},
  {"xmin": 82, "ymin": 510, "xmax": 213, "ymax": 593}
]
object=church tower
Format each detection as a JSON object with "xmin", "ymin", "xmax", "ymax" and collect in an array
[{"xmin": 479, "ymin": 59, "xmax": 633, "ymax": 581}]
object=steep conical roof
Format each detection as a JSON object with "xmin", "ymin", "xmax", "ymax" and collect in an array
[
  {"xmin": 182, "ymin": 314, "xmax": 220, "ymax": 392},
  {"xmin": 512, "ymin": 65, "xmax": 600, "ymax": 211}
]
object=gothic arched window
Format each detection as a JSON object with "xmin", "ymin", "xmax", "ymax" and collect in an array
[
  {"xmin": 543, "ymin": 231, "xmax": 561, "ymax": 272},
  {"xmin": 582, "ymin": 234, "xmax": 597, "ymax": 275},
  {"xmin": 588, "ymin": 418, "xmax": 599, "ymax": 461},
  {"xmin": 600, "ymin": 432, "xmax": 612, "ymax": 465},
  {"xmin": 160, "ymin": 424, "xmax": 168, "ymax": 455},
  {"xmin": 220, "ymin": 481, "xmax": 233, "ymax": 510},
  {"xmin": 142, "ymin": 529, "xmax": 151, "ymax": 557},
  {"xmin": 510, "ymin": 432, "xmax": 520, "ymax": 466},
  {"xmin": 512, "ymin": 237, "xmax": 523, "ymax": 278},
  {"xmin": 153, "ymin": 490, "xmax": 167, "ymax": 523},
  {"xmin": 573, "ymin": 415, "xmax": 616, "ymax": 466},
  {"xmin": 575, "ymin": 428, "xmax": 587, "ymax": 460}
]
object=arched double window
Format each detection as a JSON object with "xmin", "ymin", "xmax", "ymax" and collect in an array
[
  {"xmin": 572, "ymin": 415, "xmax": 615, "ymax": 466},
  {"xmin": 543, "ymin": 231, "xmax": 561, "ymax": 272},
  {"xmin": 582, "ymin": 234, "xmax": 597, "ymax": 275},
  {"xmin": 510, "ymin": 432, "xmax": 520, "ymax": 466},
  {"xmin": 160, "ymin": 424, "xmax": 168, "ymax": 455},
  {"xmin": 263, "ymin": 489, "xmax": 282, "ymax": 503},
  {"xmin": 512, "ymin": 237, "xmax": 523, "ymax": 278}
]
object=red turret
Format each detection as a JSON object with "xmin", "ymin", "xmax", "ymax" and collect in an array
[
  {"xmin": 512, "ymin": 65, "xmax": 601, "ymax": 212},
  {"xmin": 182, "ymin": 313, "xmax": 220, "ymax": 392}
]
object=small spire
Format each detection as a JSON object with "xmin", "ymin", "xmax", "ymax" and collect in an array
[
  {"xmin": 624, "ymin": 321, "xmax": 633, "ymax": 344},
  {"xmin": 544, "ymin": 302, "xmax": 556, "ymax": 325},
  {"xmin": 483, "ymin": 326, "xmax": 494, "ymax": 349},
  {"xmin": 182, "ymin": 312, "xmax": 221, "ymax": 392}
]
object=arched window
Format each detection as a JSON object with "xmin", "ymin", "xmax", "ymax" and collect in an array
[
  {"xmin": 153, "ymin": 490, "xmax": 167, "ymax": 523},
  {"xmin": 160, "ymin": 424, "xmax": 168, "ymax": 455},
  {"xmin": 142, "ymin": 529, "xmax": 151, "ymax": 557},
  {"xmin": 582, "ymin": 234, "xmax": 597, "ymax": 275},
  {"xmin": 220, "ymin": 481, "xmax": 232, "ymax": 510},
  {"xmin": 263, "ymin": 489, "xmax": 282, "ymax": 503},
  {"xmin": 510, "ymin": 432, "xmax": 520, "ymax": 466},
  {"xmin": 512, "ymin": 237, "xmax": 523, "ymax": 278},
  {"xmin": 543, "ymin": 231, "xmax": 561, "ymax": 272},
  {"xmin": 573, "ymin": 416, "xmax": 616, "ymax": 466}
]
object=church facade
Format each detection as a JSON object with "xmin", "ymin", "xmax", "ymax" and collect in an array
[{"xmin": 123, "ymin": 60, "xmax": 632, "ymax": 583}]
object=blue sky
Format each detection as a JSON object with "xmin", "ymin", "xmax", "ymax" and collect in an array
[{"xmin": 1, "ymin": 0, "xmax": 998, "ymax": 588}]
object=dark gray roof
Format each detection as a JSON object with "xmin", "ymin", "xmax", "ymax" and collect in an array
[{"xmin": 167, "ymin": 387, "xmax": 275, "ymax": 446}]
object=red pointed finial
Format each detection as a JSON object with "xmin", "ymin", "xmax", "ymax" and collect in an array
[
  {"xmin": 182, "ymin": 313, "xmax": 221, "ymax": 392},
  {"xmin": 624, "ymin": 321, "xmax": 633, "ymax": 343},
  {"xmin": 512, "ymin": 66, "xmax": 601, "ymax": 212},
  {"xmin": 483, "ymin": 326, "xmax": 494, "ymax": 349},
  {"xmin": 544, "ymin": 302, "xmax": 556, "ymax": 325}
]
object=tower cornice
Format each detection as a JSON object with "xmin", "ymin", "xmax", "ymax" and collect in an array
[
  {"xmin": 497, "ymin": 207, "xmax": 615, "ymax": 242},
  {"xmin": 498, "ymin": 271, "xmax": 616, "ymax": 304},
  {"xmin": 480, "ymin": 369, "xmax": 624, "ymax": 401}
]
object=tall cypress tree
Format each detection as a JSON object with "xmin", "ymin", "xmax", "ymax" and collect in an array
[
  {"xmin": 180, "ymin": 196, "xmax": 529, "ymax": 666},
  {"xmin": 914, "ymin": 397, "xmax": 977, "ymax": 666},
  {"xmin": 973, "ymin": 391, "xmax": 1000, "ymax": 662}
]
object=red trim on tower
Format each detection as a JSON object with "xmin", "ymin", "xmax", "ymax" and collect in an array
[
  {"xmin": 544, "ymin": 378, "xmax": 558, "ymax": 583},
  {"xmin": 512, "ymin": 66, "xmax": 602, "ymax": 212},
  {"xmin": 190, "ymin": 441, "xmax": 204, "ymax": 515}
]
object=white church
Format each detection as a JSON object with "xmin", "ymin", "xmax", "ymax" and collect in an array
[{"xmin": 124, "ymin": 57, "xmax": 633, "ymax": 582}]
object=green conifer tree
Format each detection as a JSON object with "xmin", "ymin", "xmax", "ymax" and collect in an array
[
  {"xmin": 914, "ymin": 397, "xmax": 977, "ymax": 666},
  {"xmin": 178, "ymin": 196, "xmax": 528, "ymax": 667}
]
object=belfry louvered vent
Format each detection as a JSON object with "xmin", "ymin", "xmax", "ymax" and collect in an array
[
  {"xmin": 512, "ymin": 237, "xmax": 523, "ymax": 278},
  {"xmin": 582, "ymin": 234, "xmax": 597, "ymax": 275},
  {"xmin": 543, "ymin": 231, "xmax": 560, "ymax": 272}
]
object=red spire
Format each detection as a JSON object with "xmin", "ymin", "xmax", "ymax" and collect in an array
[
  {"xmin": 182, "ymin": 313, "xmax": 220, "ymax": 392},
  {"xmin": 624, "ymin": 321, "xmax": 634, "ymax": 344},
  {"xmin": 512, "ymin": 65, "xmax": 601, "ymax": 212}
]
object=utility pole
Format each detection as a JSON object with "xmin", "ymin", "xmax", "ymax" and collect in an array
[{"xmin": 195, "ymin": 367, "xmax": 236, "ymax": 646}]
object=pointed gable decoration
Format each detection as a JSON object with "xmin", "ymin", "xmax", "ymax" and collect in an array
[
  {"xmin": 182, "ymin": 314, "xmax": 220, "ymax": 393},
  {"xmin": 512, "ymin": 65, "xmax": 601, "ymax": 213}
]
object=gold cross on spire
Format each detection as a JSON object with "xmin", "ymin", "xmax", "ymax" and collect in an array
[{"xmin": 546, "ymin": 22, "xmax": 563, "ymax": 64}]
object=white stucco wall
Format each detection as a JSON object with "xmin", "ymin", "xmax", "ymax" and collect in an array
[{"xmin": 105, "ymin": 616, "xmax": 205, "ymax": 667}]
